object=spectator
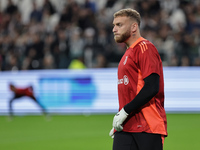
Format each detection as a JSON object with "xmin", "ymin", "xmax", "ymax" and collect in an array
[
  {"xmin": 1, "ymin": 0, "xmax": 200, "ymax": 71},
  {"xmin": 193, "ymin": 57, "xmax": 200, "ymax": 66},
  {"xmin": 4, "ymin": 0, "xmax": 18, "ymax": 16},
  {"xmin": 43, "ymin": 52, "xmax": 55, "ymax": 69},
  {"xmin": 68, "ymin": 56, "xmax": 86, "ymax": 69},
  {"xmin": 53, "ymin": 29, "xmax": 70, "ymax": 68},
  {"xmin": 41, "ymin": 0, "xmax": 55, "ymax": 15},
  {"xmin": 30, "ymin": 1, "xmax": 42, "ymax": 23},
  {"xmin": 180, "ymin": 55, "xmax": 190, "ymax": 66},
  {"xmin": 69, "ymin": 27, "xmax": 84, "ymax": 60}
]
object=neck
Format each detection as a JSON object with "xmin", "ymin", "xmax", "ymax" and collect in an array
[{"xmin": 125, "ymin": 32, "xmax": 141, "ymax": 48}]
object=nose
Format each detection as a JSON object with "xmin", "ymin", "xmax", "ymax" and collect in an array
[{"xmin": 113, "ymin": 26, "xmax": 117, "ymax": 33}]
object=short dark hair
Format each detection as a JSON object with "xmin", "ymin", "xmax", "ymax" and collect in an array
[{"xmin": 114, "ymin": 8, "xmax": 141, "ymax": 27}]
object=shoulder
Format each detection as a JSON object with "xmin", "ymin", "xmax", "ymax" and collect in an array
[{"xmin": 134, "ymin": 39, "xmax": 157, "ymax": 54}]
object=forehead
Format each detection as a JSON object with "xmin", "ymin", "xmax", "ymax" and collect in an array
[{"xmin": 113, "ymin": 16, "xmax": 130, "ymax": 24}]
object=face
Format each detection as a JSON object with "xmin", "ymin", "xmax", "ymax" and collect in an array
[{"xmin": 113, "ymin": 16, "xmax": 132, "ymax": 43}]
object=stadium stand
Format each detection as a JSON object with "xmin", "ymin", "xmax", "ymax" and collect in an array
[{"xmin": 0, "ymin": 0, "xmax": 200, "ymax": 71}]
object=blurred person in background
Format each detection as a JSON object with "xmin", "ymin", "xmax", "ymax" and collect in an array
[
  {"xmin": 69, "ymin": 27, "xmax": 84, "ymax": 60},
  {"xmin": 93, "ymin": 53, "xmax": 107, "ymax": 68},
  {"xmin": 180, "ymin": 55, "xmax": 190, "ymax": 66},
  {"xmin": 68, "ymin": 56, "xmax": 86, "ymax": 69},
  {"xmin": 193, "ymin": 57, "xmax": 200, "ymax": 66},
  {"xmin": 109, "ymin": 8, "xmax": 167, "ymax": 150},
  {"xmin": 43, "ymin": 52, "xmax": 55, "ymax": 69},
  {"xmin": 8, "ymin": 83, "xmax": 47, "ymax": 119},
  {"xmin": 4, "ymin": 0, "xmax": 18, "ymax": 16},
  {"xmin": 1, "ymin": 0, "xmax": 200, "ymax": 70},
  {"xmin": 53, "ymin": 28, "xmax": 70, "ymax": 68},
  {"xmin": 29, "ymin": 1, "xmax": 42, "ymax": 23},
  {"xmin": 24, "ymin": 33, "xmax": 44, "ymax": 70}
]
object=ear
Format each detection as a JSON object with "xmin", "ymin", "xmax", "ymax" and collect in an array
[{"xmin": 131, "ymin": 23, "xmax": 137, "ymax": 33}]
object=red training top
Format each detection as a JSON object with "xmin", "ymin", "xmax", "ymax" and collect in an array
[
  {"xmin": 117, "ymin": 37, "xmax": 167, "ymax": 136},
  {"xmin": 12, "ymin": 86, "xmax": 34, "ymax": 97}
]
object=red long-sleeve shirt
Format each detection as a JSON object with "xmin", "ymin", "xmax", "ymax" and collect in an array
[{"xmin": 117, "ymin": 37, "xmax": 167, "ymax": 136}]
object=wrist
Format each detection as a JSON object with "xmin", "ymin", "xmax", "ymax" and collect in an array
[
  {"xmin": 123, "ymin": 105, "xmax": 131, "ymax": 115},
  {"xmin": 121, "ymin": 107, "xmax": 128, "ymax": 116}
]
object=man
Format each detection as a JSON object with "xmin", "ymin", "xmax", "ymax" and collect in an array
[
  {"xmin": 109, "ymin": 8, "xmax": 167, "ymax": 150},
  {"xmin": 9, "ymin": 83, "xmax": 47, "ymax": 118}
]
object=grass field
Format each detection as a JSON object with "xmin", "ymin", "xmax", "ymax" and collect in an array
[{"xmin": 0, "ymin": 113, "xmax": 200, "ymax": 150}]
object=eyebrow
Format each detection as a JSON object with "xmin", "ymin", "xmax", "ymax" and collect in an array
[{"xmin": 113, "ymin": 21, "xmax": 123, "ymax": 26}]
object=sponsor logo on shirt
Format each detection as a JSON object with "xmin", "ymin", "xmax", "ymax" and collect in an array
[
  {"xmin": 123, "ymin": 75, "xmax": 129, "ymax": 85},
  {"xmin": 118, "ymin": 75, "xmax": 129, "ymax": 85}
]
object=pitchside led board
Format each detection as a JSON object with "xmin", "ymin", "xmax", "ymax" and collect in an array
[{"xmin": 0, "ymin": 67, "xmax": 200, "ymax": 115}]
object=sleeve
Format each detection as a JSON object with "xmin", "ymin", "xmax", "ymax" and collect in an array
[
  {"xmin": 124, "ymin": 73, "xmax": 160, "ymax": 114},
  {"xmin": 137, "ymin": 42, "xmax": 161, "ymax": 79}
]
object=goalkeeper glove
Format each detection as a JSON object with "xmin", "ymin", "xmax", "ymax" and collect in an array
[
  {"xmin": 109, "ymin": 127, "xmax": 114, "ymax": 139},
  {"xmin": 112, "ymin": 108, "xmax": 128, "ymax": 131}
]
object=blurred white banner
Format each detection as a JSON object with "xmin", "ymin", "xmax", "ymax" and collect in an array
[{"xmin": 0, "ymin": 67, "xmax": 200, "ymax": 115}]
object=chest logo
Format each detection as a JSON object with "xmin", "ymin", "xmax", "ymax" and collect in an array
[
  {"xmin": 123, "ymin": 75, "xmax": 129, "ymax": 85},
  {"xmin": 123, "ymin": 56, "xmax": 128, "ymax": 65}
]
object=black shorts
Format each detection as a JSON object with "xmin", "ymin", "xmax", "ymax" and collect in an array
[
  {"xmin": 13, "ymin": 94, "xmax": 24, "ymax": 99},
  {"xmin": 113, "ymin": 132, "xmax": 163, "ymax": 150}
]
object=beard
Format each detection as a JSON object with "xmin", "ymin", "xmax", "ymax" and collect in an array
[{"xmin": 114, "ymin": 29, "xmax": 131, "ymax": 43}]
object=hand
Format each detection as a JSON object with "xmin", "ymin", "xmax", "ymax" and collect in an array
[
  {"xmin": 109, "ymin": 127, "xmax": 115, "ymax": 139},
  {"xmin": 113, "ymin": 108, "xmax": 128, "ymax": 131},
  {"xmin": 112, "ymin": 108, "xmax": 128, "ymax": 131}
]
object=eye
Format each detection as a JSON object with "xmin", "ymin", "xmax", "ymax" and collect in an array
[{"xmin": 117, "ymin": 23, "xmax": 122, "ymax": 27}]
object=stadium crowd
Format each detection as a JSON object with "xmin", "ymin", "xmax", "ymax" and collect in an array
[{"xmin": 0, "ymin": 0, "xmax": 200, "ymax": 71}]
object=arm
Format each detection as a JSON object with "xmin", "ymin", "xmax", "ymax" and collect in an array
[
  {"xmin": 124, "ymin": 73, "xmax": 160, "ymax": 114},
  {"xmin": 112, "ymin": 73, "xmax": 160, "ymax": 132}
]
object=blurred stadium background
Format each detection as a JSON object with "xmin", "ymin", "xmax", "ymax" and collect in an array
[{"xmin": 0, "ymin": 0, "xmax": 200, "ymax": 150}]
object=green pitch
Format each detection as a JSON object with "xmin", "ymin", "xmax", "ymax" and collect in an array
[{"xmin": 0, "ymin": 113, "xmax": 200, "ymax": 150}]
